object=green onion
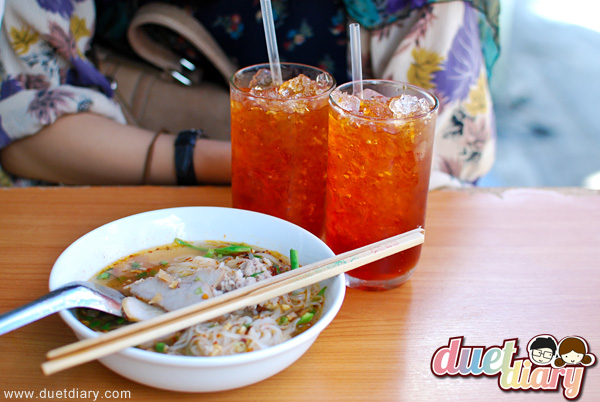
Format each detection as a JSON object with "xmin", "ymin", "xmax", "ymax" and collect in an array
[
  {"xmin": 155, "ymin": 342, "xmax": 167, "ymax": 353},
  {"xmin": 100, "ymin": 322, "xmax": 112, "ymax": 331},
  {"xmin": 204, "ymin": 248, "xmax": 215, "ymax": 258},
  {"xmin": 89, "ymin": 320, "xmax": 101, "ymax": 328},
  {"xmin": 96, "ymin": 271, "xmax": 111, "ymax": 280},
  {"xmin": 248, "ymin": 271, "xmax": 263, "ymax": 278},
  {"xmin": 313, "ymin": 286, "xmax": 327, "ymax": 301},
  {"xmin": 174, "ymin": 238, "xmax": 252, "ymax": 256},
  {"xmin": 253, "ymin": 254, "xmax": 263, "ymax": 259},
  {"xmin": 131, "ymin": 262, "xmax": 141, "ymax": 269},
  {"xmin": 159, "ymin": 261, "xmax": 168, "ymax": 266},
  {"xmin": 290, "ymin": 249, "xmax": 299, "ymax": 270},
  {"xmin": 136, "ymin": 271, "xmax": 148, "ymax": 279},
  {"xmin": 213, "ymin": 245, "xmax": 252, "ymax": 255},
  {"xmin": 273, "ymin": 263, "xmax": 281, "ymax": 275},
  {"xmin": 278, "ymin": 316, "xmax": 289, "ymax": 325},
  {"xmin": 243, "ymin": 322, "xmax": 252, "ymax": 328},
  {"xmin": 174, "ymin": 238, "xmax": 207, "ymax": 251},
  {"xmin": 297, "ymin": 312, "xmax": 314, "ymax": 325},
  {"xmin": 194, "ymin": 287, "xmax": 203, "ymax": 295}
]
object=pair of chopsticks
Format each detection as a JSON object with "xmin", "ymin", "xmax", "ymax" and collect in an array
[{"xmin": 42, "ymin": 228, "xmax": 424, "ymax": 375}]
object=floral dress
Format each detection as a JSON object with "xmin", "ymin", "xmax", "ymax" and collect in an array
[
  {"xmin": 355, "ymin": 1, "xmax": 499, "ymax": 187},
  {"xmin": 0, "ymin": 0, "xmax": 125, "ymax": 186},
  {"xmin": 0, "ymin": 0, "xmax": 498, "ymax": 188}
]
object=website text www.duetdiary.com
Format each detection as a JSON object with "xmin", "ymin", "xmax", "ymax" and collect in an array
[{"xmin": 3, "ymin": 388, "xmax": 131, "ymax": 400}]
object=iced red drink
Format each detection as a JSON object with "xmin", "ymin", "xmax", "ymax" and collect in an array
[
  {"xmin": 325, "ymin": 81, "xmax": 438, "ymax": 290},
  {"xmin": 230, "ymin": 64, "xmax": 335, "ymax": 237}
]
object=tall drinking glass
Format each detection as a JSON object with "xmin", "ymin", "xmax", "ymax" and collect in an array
[
  {"xmin": 230, "ymin": 63, "xmax": 335, "ymax": 237},
  {"xmin": 325, "ymin": 80, "xmax": 438, "ymax": 290}
]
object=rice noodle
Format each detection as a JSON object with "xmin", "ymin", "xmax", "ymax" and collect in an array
[
  {"xmin": 122, "ymin": 243, "xmax": 325, "ymax": 357},
  {"xmin": 157, "ymin": 285, "xmax": 320, "ymax": 356}
]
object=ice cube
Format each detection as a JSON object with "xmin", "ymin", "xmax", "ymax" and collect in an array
[
  {"xmin": 332, "ymin": 91, "xmax": 360, "ymax": 113},
  {"xmin": 389, "ymin": 94, "xmax": 420, "ymax": 117},
  {"xmin": 361, "ymin": 88, "xmax": 388, "ymax": 101},
  {"xmin": 278, "ymin": 86, "xmax": 292, "ymax": 98},
  {"xmin": 316, "ymin": 73, "xmax": 332, "ymax": 89},
  {"xmin": 418, "ymin": 97, "xmax": 431, "ymax": 113},
  {"xmin": 249, "ymin": 68, "xmax": 273, "ymax": 89},
  {"xmin": 278, "ymin": 74, "xmax": 315, "ymax": 98}
]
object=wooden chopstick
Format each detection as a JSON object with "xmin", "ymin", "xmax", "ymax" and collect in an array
[{"xmin": 41, "ymin": 228, "xmax": 424, "ymax": 375}]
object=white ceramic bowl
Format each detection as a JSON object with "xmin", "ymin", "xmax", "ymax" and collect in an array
[{"xmin": 49, "ymin": 207, "xmax": 345, "ymax": 392}]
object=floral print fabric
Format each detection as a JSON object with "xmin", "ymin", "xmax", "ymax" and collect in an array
[
  {"xmin": 0, "ymin": 0, "xmax": 496, "ymax": 187},
  {"xmin": 344, "ymin": 0, "xmax": 499, "ymax": 73},
  {"xmin": 0, "ymin": 0, "xmax": 125, "ymax": 185},
  {"xmin": 362, "ymin": 2, "xmax": 497, "ymax": 186}
]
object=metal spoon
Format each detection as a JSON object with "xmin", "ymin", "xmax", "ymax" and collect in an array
[{"xmin": 0, "ymin": 281, "xmax": 124, "ymax": 336}]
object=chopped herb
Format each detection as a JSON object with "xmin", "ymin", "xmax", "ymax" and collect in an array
[
  {"xmin": 116, "ymin": 317, "xmax": 126, "ymax": 325},
  {"xmin": 131, "ymin": 262, "xmax": 141, "ymax": 269},
  {"xmin": 149, "ymin": 269, "xmax": 157, "ymax": 276},
  {"xmin": 204, "ymin": 248, "xmax": 215, "ymax": 258},
  {"xmin": 297, "ymin": 312, "xmax": 314, "ymax": 325},
  {"xmin": 214, "ymin": 245, "xmax": 252, "ymax": 254},
  {"xmin": 159, "ymin": 261, "xmax": 168, "ymax": 266},
  {"xmin": 253, "ymin": 254, "xmax": 263, "ymax": 259},
  {"xmin": 155, "ymin": 342, "xmax": 167, "ymax": 353},
  {"xmin": 174, "ymin": 238, "xmax": 252, "ymax": 256},
  {"xmin": 243, "ymin": 323, "xmax": 252, "ymax": 328},
  {"xmin": 194, "ymin": 287, "xmax": 203, "ymax": 295},
  {"xmin": 194, "ymin": 277, "xmax": 202, "ymax": 282},
  {"xmin": 248, "ymin": 271, "xmax": 263, "ymax": 278},
  {"xmin": 174, "ymin": 238, "xmax": 207, "ymax": 251},
  {"xmin": 273, "ymin": 263, "xmax": 281, "ymax": 275},
  {"xmin": 100, "ymin": 322, "xmax": 112, "ymax": 331},
  {"xmin": 89, "ymin": 320, "xmax": 101, "ymax": 328},
  {"xmin": 96, "ymin": 271, "xmax": 111, "ymax": 280},
  {"xmin": 317, "ymin": 286, "xmax": 327, "ymax": 296},
  {"xmin": 278, "ymin": 316, "xmax": 289, "ymax": 325},
  {"xmin": 290, "ymin": 249, "xmax": 299, "ymax": 270},
  {"xmin": 136, "ymin": 271, "xmax": 148, "ymax": 279}
]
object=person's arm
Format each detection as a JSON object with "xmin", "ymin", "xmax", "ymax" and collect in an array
[{"xmin": 0, "ymin": 113, "xmax": 231, "ymax": 185}]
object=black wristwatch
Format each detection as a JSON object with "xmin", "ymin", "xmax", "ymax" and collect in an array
[{"xmin": 174, "ymin": 129, "xmax": 207, "ymax": 185}]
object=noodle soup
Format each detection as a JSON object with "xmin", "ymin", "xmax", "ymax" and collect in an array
[{"xmin": 79, "ymin": 239, "xmax": 325, "ymax": 357}]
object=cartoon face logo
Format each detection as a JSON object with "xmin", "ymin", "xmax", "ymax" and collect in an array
[
  {"xmin": 553, "ymin": 336, "xmax": 596, "ymax": 368},
  {"xmin": 528, "ymin": 335, "xmax": 558, "ymax": 366},
  {"xmin": 561, "ymin": 350, "xmax": 584, "ymax": 365}
]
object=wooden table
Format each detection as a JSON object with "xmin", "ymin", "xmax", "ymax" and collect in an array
[{"xmin": 1, "ymin": 186, "xmax": 599, "ymax": 401}]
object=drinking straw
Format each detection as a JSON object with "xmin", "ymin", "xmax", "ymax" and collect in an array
[
  {"xmin": 349, "ymin": 23, "xmax": 363, "ymax": 98},
  {"xmin": 260, "ymin": 0, "xmax": 283, "ymax": 86}
]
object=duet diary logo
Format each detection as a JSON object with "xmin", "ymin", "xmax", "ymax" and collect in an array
[{"xmin": 430, "ymin": 335, "xmax": 596, "ymax": 400}]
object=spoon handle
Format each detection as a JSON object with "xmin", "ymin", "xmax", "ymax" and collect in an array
[{"xmin": 0, "ymin": 283, "xmax": 91, "ymax": 336}]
